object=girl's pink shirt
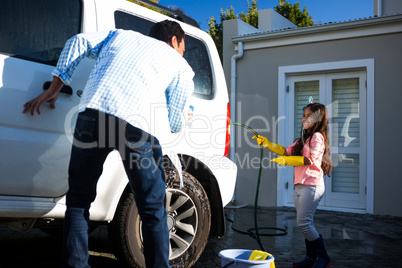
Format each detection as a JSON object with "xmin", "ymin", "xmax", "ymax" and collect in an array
[{"xmin": 285, "ymin": 132, "xmax": 325, "ymax": 186}]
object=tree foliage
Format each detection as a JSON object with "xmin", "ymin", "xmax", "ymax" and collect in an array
[
  {"xmin": 207, "ymin": 0, "xmax": 258, "ymax": 62},
  {"xmin": 207, "ymin": 0, "xmax": 314, "ymax": 61},
  {"xmin": 275, "ymin": 0, "xmax": 314, "ymax": 27}
]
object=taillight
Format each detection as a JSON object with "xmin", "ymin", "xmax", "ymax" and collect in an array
[{"xmin": 224, "ymin": 103, "xmax": 231, "ymax": 156}]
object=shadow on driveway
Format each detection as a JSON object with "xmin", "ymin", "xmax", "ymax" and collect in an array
[{"xmin": 1, "ymin": 207, "xmax": 402, "ymax": 267}]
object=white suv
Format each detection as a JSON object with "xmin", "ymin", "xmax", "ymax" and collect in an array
[{"xmin": 0, "ymin": 0, "xmax": 237, "ymax": 267}]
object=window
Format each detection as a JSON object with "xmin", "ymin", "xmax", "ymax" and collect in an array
[
  {"xmin": 114, "ymin": 11, "xmax": 214, "ymax": 98},
  {"xmin": 331, "ymin": 78, "xmax": 361, "ymax": 194},
  {"xmin": 293, "ymin": 78, "xmax": 361, "ymax": 194},
  {"xmin": 287, "ymin": 71, "xmax": 367, "ymax": 210},
  {"xmin": 294, "ymin": 81, "xmax": 319, "ymax": 140},
  {"xmin": 114, "ymin": 11, "xmax": 154, "ymax": 36},
  {"xmin": 0, "ymin": 0, "xmax": 81, "ymax": 65},
  {"xmin": 279, "ymin": 60, "xmax": 374, "ymax": 212}
]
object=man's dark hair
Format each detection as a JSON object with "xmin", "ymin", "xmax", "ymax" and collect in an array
[{"xmin": 149, "ymin": 20, "xmax": 185, "ymax": 44}]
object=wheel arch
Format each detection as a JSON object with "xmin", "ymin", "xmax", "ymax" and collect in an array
[
  {"xmin": 177, "ymin": 154, "xmax": 225, "ymax": 237},
  {"xmin": 95, "ymin": 153, "xmax": 225, "ymax": 237}
]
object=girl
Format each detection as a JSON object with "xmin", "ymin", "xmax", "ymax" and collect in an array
[{"xmin": 253, "ymin": 102, "xmax": 332, "ymax": 268}]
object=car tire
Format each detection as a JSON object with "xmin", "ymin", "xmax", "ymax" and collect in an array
[{"xmin": 108, "ymin": 168, "xmax": 211, "ymax": 267}]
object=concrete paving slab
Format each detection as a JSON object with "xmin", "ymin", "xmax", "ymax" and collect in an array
[
  {"xmin": 196, "ymin": 207, "xmax": 402, "ymax": 267},
  {"xmin": 0, "ymin": 207, "xmax": 401, "ymax": 267}
]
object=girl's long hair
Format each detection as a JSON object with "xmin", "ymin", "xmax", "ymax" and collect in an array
[{"xmin": 291, "ymin": 103, "xmax": 332, "ymax": 176}]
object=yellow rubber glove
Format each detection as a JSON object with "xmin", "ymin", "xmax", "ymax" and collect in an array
[
  {"xmin": 252, "ymin": 135, "xmax": 285, "ymax": 156},
  {"xmin": 271, "ymin": 156, "xmax": 305, "ymax": 167}
]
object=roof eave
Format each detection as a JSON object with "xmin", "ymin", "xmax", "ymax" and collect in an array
[{"xmin": 232, "ymin": 14, "xmax": 402, "ymax": 43}]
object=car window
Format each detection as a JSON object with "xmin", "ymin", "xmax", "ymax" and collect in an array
[
  {"xmin": 114, "ymin": 10, "xmax": 214, "ymax": 99},
  {"xmin": 0, "ymin": 0, "xmax": 81, "ymax": 66}
]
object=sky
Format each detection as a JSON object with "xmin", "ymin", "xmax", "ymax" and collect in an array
[{"xmin": 162, "ymin": 0, "xmax": 374, "ymax": 31}]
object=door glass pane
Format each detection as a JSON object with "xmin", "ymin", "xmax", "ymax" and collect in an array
[
  {"xmin": 332, "ymin": 153, "xmax": 360, "ymax": 193},
  {"xmin": 114, "ymin": 11, "xmax": 214, "ymax": 99},
  {"xmin": 294, "ymin": 81, "xmax": 319, "ymax": 139},
  {"xmin": 0, "ymin": 0, "xmax": 81, "ymax": 65},
  {"xmin": 332, "ymin": 78, "xmax": 360, "ymax": 148}
]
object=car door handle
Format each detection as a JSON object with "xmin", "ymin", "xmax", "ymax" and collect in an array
[{"xmin": 43, "ymin": 81, "xmax": 73, "ymax": 95}]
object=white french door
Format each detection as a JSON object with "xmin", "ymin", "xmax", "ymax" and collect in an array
[{"xmin": 285, "ymin": 71, "xmax": 367, "ymax": 210}]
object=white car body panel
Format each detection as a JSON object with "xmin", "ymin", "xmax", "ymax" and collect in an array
[{"xmin": 0, "ymin": 0, "xmax": 237, "ymax": 224}]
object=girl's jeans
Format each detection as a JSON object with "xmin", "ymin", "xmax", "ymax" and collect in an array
[
  {"xmin": 60, "ymin": 109, "xmax": 170, "ymax": 268},
  {"xmin": 294, "ymin": 184, "xmax": 325, "ymax": 242}
]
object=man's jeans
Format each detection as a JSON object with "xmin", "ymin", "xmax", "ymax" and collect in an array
[{"xmin": 60, "ymin": 109, "xmax": 170, "ymax": 268}]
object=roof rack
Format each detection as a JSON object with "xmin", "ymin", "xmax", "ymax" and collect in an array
[{"xmin": 135, "ymin": 0, "xmax": 200, "ymax": 28}]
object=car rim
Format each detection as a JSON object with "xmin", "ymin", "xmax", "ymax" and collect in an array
[
  {"xmin": 165, "ymin": 188, "xmax": 198, "ymax": 259},
  {"xmin": 139, "ymin": 187, "xmax": 198, "ymax": 261}
]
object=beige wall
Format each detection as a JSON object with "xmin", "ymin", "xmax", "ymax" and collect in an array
[{"xmin": 224, "ymin": 19, "xmax": 402, "ymax": 216}]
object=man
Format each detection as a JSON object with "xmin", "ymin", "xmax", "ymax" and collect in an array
[{"xmin": 23, "ymin": 20, "xmax": 194, "ymax": 268}]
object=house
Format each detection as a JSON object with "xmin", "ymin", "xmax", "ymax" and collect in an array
[{"xmin": 224, "ymin": 0, "xmax": 402, "ymax": 217}]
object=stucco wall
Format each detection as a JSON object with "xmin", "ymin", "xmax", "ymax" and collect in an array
[
  {"xmin": 374, "ymin": 0, "xmax": 402, "ymax": 16},
  {"xmin": 371, "ymin": 33, "xmax": 402, "ymax": 216},
  {"xmin": 226, "ymin": 21, "xmax": 402, "ymax": 216}
]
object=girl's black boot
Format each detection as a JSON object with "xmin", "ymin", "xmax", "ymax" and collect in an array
[
  {"xmin": 293, "ymin": 239, "xmax": 316, "ymax": 268},
  {"xmin": 311, "ymin": 235, "xmax": 331, "ymax": 268}
]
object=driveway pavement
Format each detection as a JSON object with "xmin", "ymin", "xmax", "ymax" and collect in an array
[{"xmin": 0, "ymin": 206, "xmax": 401, "ymax": 267}]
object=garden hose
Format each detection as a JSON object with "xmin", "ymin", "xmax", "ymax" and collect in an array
[{"xmin": 227, "ymin": 122, "xmax": 287, "ymax": 252}]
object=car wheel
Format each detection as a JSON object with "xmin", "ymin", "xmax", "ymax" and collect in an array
[{"xmin": 108, "ymin": 168, "xmax": 211, "ymax": 267}]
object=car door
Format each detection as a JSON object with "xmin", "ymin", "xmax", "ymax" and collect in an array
[{"xmin": 0, "ymin": 0, "xmax": 93, "ymax": 197}]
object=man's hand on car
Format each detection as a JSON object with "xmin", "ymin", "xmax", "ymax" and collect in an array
[{"xmin": 23, "ymin": 77, "xmax": 64, "ymax": 116}]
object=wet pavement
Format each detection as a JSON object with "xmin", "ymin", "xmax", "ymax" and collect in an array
[{"xmin": 0, "ymin": 206, "xmax": 401, "ymax": 267}]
